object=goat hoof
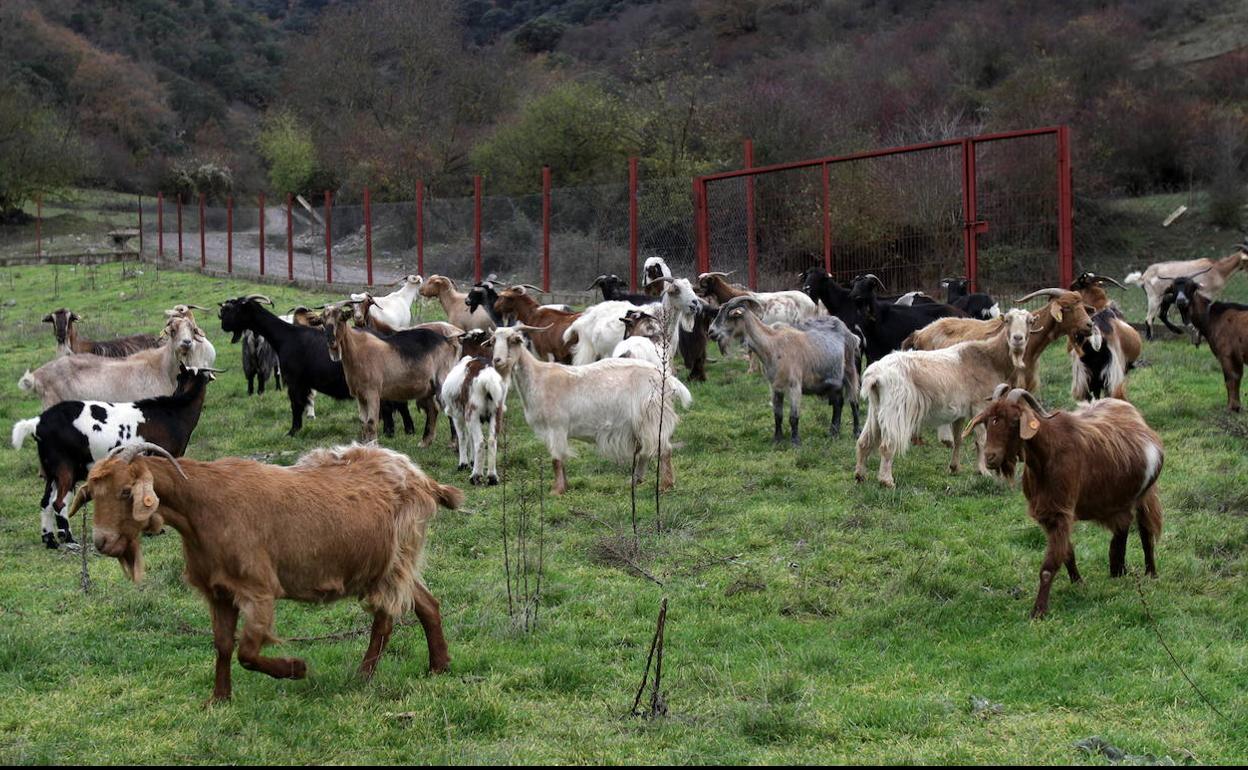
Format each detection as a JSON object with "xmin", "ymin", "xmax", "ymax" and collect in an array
[
  {"xmin": 487, "ymin": 474, "xmax": 499, "ymax": 486},
  {"xmin": 469, "ymin": 474, "xmax": 482, "ymax": 486},
  {"xmin": 940, "ymin": 440, "xmax": 954, "ymax": 448},
  {"xmin": 853, "ymin": 471, "xmax": 866, "ymax": 484},
  {"xmin": 457, "ymin": 463, "xmax": 469, "ymax": 472},
  {"xmin": 289, "ymin": 659, "xmax": 308, "ymax": 679},
  {"xmin": 879, "ymin": 478, "xmax": 896, "ymax": 489}
]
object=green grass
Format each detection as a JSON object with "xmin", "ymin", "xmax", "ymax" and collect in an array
[{"xmin": 0, "ymin": 262, "xmax": 1245, "ymax": 763}]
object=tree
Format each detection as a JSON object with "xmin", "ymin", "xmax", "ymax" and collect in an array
[
  {"xmin": 514, "ymin": 17, "xmax": 566, "ymax": 53},
  {"xmin": 257, "ymin": 111, "xmax": 317, "ymax": 194},
  {"xmin": 0, "ymin": 85, "xmax": 88, "ymax": 220},
  {"xmin": 471, "ymin": 81, "xmax": 639, "ymax": 194}
]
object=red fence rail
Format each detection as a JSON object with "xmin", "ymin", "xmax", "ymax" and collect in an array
[{"xmin": 695, "ymin": 126, "xmax": 1073, "ymax": 293}]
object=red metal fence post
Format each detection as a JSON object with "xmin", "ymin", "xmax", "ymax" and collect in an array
[
  {"xmin": 629, "ymin": 156, "xmax": 639, "ymax": 292},
  {"xmin": 324, "ymin": 190, "xmax": 333, "ymax": 284},
  {"xmin": 177, "ymin": 195, "xmax": 183, "ymax": 262},
  {"xmin": 364, "ymin": 186, "xmax": 373, "ymax": 285},
  {"xmin": 473, "ymin": 175, "xmax": 483, "ymax": 283},
  {"xmin": 286, "ymin": 193, "xmax": 293, "ymax": 281},
  {"xmin": 198, "ymin": 192, "xmax": 206, "ymax": 269},
  {"xmin": 693, "ymin": 178, "xmax": 710, "ymax": 274},
  {"xmin": 744, "ymin": 139, "xmax": 757, "ymax": 290},
  {"xmin": 258, "ymin": 193, "xmax": 266, "ymax": 276},
  {"xmin": 137, "ymin": 195, "xmax": 143, "ymax": 257},
  {"xmin": 415, "ymin": 180, "xmax": 425, "ymax": 277},
  {"xmin": 226, "ymin": 195, "xmax": 233, "ymax": 274},
  {"xmin": 821, "ymin": 162, "xmax": 832, "ymax": 273},
  {"xmin": 35, "ymin": 193, "xmax": 42, "ymax": 259},
  {"xmin": 1057, "ymin": 125, "xmax": 1074, "ymax": 287},
  {"xmin": 157, "ymin": 192, "xmax": 164, "ymax": 259},
  {"xmin": 542, "ymin": 166, "xmax": 551, "ymax": 292},
  {"xmin": 960, "ymin": 139, "xmax": 979, "ymax": 291}
]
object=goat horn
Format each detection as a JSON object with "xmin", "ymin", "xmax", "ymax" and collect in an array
[
  {"xmin": 1093, "ymin": 274, "xmax": 1127, "ymax": 290},
  {"xmin": 988, "ymin": 383, "xmax": 1011, "ymax": 401},
  {"xmin": 514, "ymin": 323, "xmax": 554, "ymax": 333},
  {"xmin": 698, "ymin": 271, "xmax": 734, "ymax": 280},
  {"xmin": 108, "ymin": 442, "xmax": 188, "ymax": 479},
  {"xmin": 185, "ymin": 304, "xmax": 210, "ymax": 311},
  {"xmin": 585, "ymin": 276, "xmax": 608, "ymax": 290},
  {"xmin": 1005, "ymin": 388, "xmax": 1050, "ymax": 418},
  {"xmin": 242, "ymin": 294, "xmax": 275, "ymax": 306},
  {"xmin": 859, "ymin": 273, "xmax": 886, "ymax": 291},
  {"xmin": 1014, "ymin": 288, "xmax": 1066, "ymax": 303},
  {"xmin": 645, "ymin": 276, "xmax": 675, "ymax": 287},
  {"xmin": 517, "ymin": 284, "xmax": 544, "ymax": 293},
  {"xmin": 67, "ymin": 485, "xmax": 92, "ymax": 518}
]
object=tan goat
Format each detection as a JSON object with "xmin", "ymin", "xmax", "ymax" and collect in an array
[
  {"xmin": 68, "ymin": 442, "xmax": 463, "ymax": 702},
  {"xmin": 419, "ymin": 275, "xmax": 494, "ymax": 331}
]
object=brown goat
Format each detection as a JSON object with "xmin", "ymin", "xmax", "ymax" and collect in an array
[
  {"xmin": 1069, "ymin": 272, "xmax": 1126, "ymax": 311},
  {"xmin": 68, "ymin": 442, "xmax": 462, "ymax": 702},
  {"xmin": 1011, "ymin": 288, "xmax": 1096, "ymax": 392},
  {"xmin": 322, "ymin": 302, "xmax": 460, "ymax": 444},
  {"xmin": 492, "ymin": 287, "xmax": 580, "ymax": 363},
  {"xmin": 1161, "ymin": 277, "xmax": 1248, "ymax": 411},
  {"xmin": 419, "ymin": 275, "xmax": 493, "ymax": 331},
  {"xmin": 352, "ymin": 294, "xmax": 401, "ymax": 335},
  {"xmin": 44, "ymin": 308, "xmax": 160, "ymax": 358},
  {"xmin": 966, "ymin": 386, "xmax": 1163, "ymax": 618}
]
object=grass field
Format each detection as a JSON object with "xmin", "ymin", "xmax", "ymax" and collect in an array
[{"xmin": 0, "ymin": 262, "xmax": 1244, "ymax": 764}]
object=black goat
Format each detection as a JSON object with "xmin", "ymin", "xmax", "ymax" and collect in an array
[
  {"xmin": 941, "ymin": 277, "xmax": 999, "ymax": 320},
  {"xmin": 588, "ymin": 274, "xmax": 656, "ymax": 306},
  {"xmin": 241, "ymin": 329, "xmax": 281, "ymax": 395},
  {"xmin": 11, "ymin": 366, "xmax": 217, "ymax": 548},
  {"xmin": 851, "ymin": 274, "xmax": 965, "ymax": 363},
  {"xmin": 217, "ymin": 295, "xmax": 414, "ymax": 437},
  {"xmin": 465, "ymin": 281, "xmax": 507, "ymax": 326}
]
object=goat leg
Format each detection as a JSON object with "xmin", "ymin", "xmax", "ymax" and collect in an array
[
  {"xmin": 828, "ymin": 387, "xmax": 843, "ymax": 438},
  {"xmin": 237, "ymin": 599, "xmax": 307, "ymax": 680},
  {"xmin": 551, "ymin": 458, "xmax": 567, "ymax": 496},
  {"xmin": 1031, "ymin": 516, "xmax": 1072, "ymax": 619},
  {"xmin": 358, "ymin": 611, "xmax": 394, "ymax": 680},
  {"xmin": 1137, "ymin": 493, "xmax": 1161, "ymax": 577},
  {"xmin": 418, "ymin": 397, "xmax": 438, "ymax": 448},
  {"xmin": 410, "ymin": 581, "xmax": 450, "ymax": 674},
  {"xmin": 788, "ymin": 385, "xmax": 801, "ymax": 447},
  {"xmin": 209, "ymin": 596, "xmax": 239, "ymax": 704},
  {"xmin": 1109, "ymin": 525, "xmax": 1129, "ymax": 578},
  {"xmin": 771, "ymin": 391, "xmax": 785, "ymax": 446}
]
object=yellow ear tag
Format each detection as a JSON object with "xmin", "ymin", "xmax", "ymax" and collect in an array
[
  {"xmin": 143, "ymin": 495, "xmax": 156, "ymax": 508},
  {"xmin": 1028, "ymin": 419, "xmax": 1039, "ymax": 431}
]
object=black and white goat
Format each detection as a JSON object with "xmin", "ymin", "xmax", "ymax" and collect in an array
[
  {"xmin": 439, "ymin": 329, "xmax": 508, "ymax": 485},
  {"xmin": 242, "ymin": 330, "xmax": 281, "ymax": 395},
  {"xmin": 12, "ymin": 366, "xmax": 218, "ymax": 548}
]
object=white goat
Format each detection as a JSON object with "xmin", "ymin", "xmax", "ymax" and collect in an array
[
  {"xmin": 19, "ymin": 316, "xmax": 204, "ymax": 408},
  {"xmin": 566, "ymin": 278, "xmax": 703, "ymax": 366},
  {"xmin": 492, "ymin": 324, "xmax": 692, "ymax": 495},
  {"xmin": 350, "ymin": 274, "xmax": 423, "ymax": 330},
  {"xmin": 854, "ymin": 312, "xmax": 1030, "ymax": 488},
  {"xmin": 439, "ymin": 354, "xmax": 508, "ymax": 486},
  {"xmin": 643, "ymin": 257, "xmax": 673, "ymax": 296}
]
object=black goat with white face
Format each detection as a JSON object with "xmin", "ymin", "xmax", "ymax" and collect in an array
[{"xmin": 12, "ymin": 366, "xmax": 218, "ymax": 548}]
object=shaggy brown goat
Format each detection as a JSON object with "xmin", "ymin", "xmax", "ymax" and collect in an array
[
  {"xmin": 68, "ymin": 442, "xmax": 462, "ymax": 702},
  {"xmin": 1011, "ymin": 288, "xmax": 1096, "ymax": 392},
  {"xmin": 965, "ymin": 386, "xmax": 1163, "ymax": 618}
]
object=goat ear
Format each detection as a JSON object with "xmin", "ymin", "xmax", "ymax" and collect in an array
[
  {"xmin": 42, "ymin": 313, "xmax": 53, "ymax": 323},
  {"xmin": 1050, "ymin": 303, "xmax": 1063, "ymax": 323},
  {"xmin": 1018, "ymin": 406, "xmax": 1041, "ymax": 440},
  {"xmin": 130, "ymin": 466, "xmax": 159, "ymax": 524}
]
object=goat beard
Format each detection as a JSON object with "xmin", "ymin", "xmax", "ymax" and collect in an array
[
  {"xmin": 117, "ymin": 539, "xmax": 145, "ymax": 583},
  {"xmin": 1009, "ymin": 347, "xmax": 1026, "ymax": 370}
]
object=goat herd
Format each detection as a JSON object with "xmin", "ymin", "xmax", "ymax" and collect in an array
[{"xmin": 9, "ymin": 245, "xmax": 1248, "ymax": 701}]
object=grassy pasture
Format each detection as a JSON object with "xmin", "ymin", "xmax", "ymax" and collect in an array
[{"xmin": 0, "ymin": 262, "xmax": 1244, "ymax": 764}]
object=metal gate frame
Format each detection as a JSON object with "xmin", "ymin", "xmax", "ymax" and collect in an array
[{"xmin": 693, "ymin": 126, "xmax": 1073, "ymax": 291}]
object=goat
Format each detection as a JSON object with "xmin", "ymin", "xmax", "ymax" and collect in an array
[
  {"xmin": 241, "ymin": 330, "xmax": 281, "ymax": 395},
  {"xmin": 439, "ymin": 340, "xmax": 508, "ymax": 485},
  {"xmin": 695, "ymin": 271, "xmax": 818, "ymax": 325},
  {"xmin": 349, "ymin": 274, "xmax": 423, "ymax": 330},
  {"xmin": 1011, "ymin": 288, "xmax": 1097, "ymax": 392},
  {"xmin": 281, "ymin": 307, "xmax": 321, "ymax": 420},
  {"xmin": 643, "ymin": 256, "xmax": 672, "ymax": 297},
  {"xmin": 1070, "ymin": 307, "xmax": 1140, "ymax": 402},
  {"xmin": 67, "ymin": 442, "xmax": 461, "ymax": 701},
  {"xmin": 1160, "ymin": 276, "xmax": 1248, "ymax": 411},
  {"xmin": 966, "ymin": 386, "xmax": 1163, "ymax": 618},
  {"xmin": 321, "ymin": 302, "xmax": 460, "ymax": 444},
  {"xmin": 940, "ymin": 277, "xmax": 1000, "ymax": 320},
  {"xmin": 710, "ymin": 296, "xmax": 860, "ymax": 445},
  {"xmin": 612, "ymin": 307, "xmax": 667, "ymax": 368},
  {"xmin": 1070, "ymin": 272, "xmax": 1126, "ymax": 311},
  {"xmin": 567, "ymin": 278, "xmax": 704, "ymax": 366},
  {"xmin": 1125, "ymin": 241, "xmax": 1248, "ymax": 339},
  {"xmin": 854, "ymin": 311, "xmax": 1033, "ymax": 487},
  {"xmin": 849, "ymin": 274, "xmax": 965, "ymax": 363},
  {"xmin": 420, "ymin": 275, "xmax": 493, "ymax": 331},
  {"xmin": 12, "ymin": 366, "xmax": 218, "ymax": 548},
  {"xmin": 466, "ymin": 279, "xmax": 508, "ymax": 327},
  {"xmin": 19, "ymin": 316, "xmax": 204, "ymax": 408},
  {"xmin": 587, "ymin": 274, "xmax": 656, "ymax": 306},
  {"xmin": 43, "ymin": 308, "xmax": 159, "ymax": 358},
  {"xmin": 493, "ymin": 286, "xmax": 581, "ymax": 363},
  {"xmin": 218, "ymin": 295, "xmax": 414, "ymax": 437},
  {"xmin": 492, "ymin": 325, "xmax": 692, "ymax": 495}
]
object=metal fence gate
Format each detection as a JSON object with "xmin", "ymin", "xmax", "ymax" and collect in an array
[{"xmin": 693, "ymin": 127, "xmax": 1073, "ymax": 295}]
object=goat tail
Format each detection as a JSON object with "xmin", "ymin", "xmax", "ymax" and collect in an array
[
  {"xmin": 859, "ymin": 362, "xmax": 922, "ymax": 458},
  {"xmin": 11, "ymin": 417, "xmax": 39, "ymax": 449},
  {"xmin": 1123, "ymin": 271, "xmax": 1143, "ymax": 286},
  {"xmin": 434, "ymin": 482, "xmax": 464, "ymax": 511},
  {"xmin": 18, "ymin": 370, "xmax": 35, "ymax": 392},
  {"xmin": 900, "ymin": 332, "xmax": 916, "ymax": 351},
  {"xmin": 667, "ymin": 375, "xmax": 693, "ymax": 409}
]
